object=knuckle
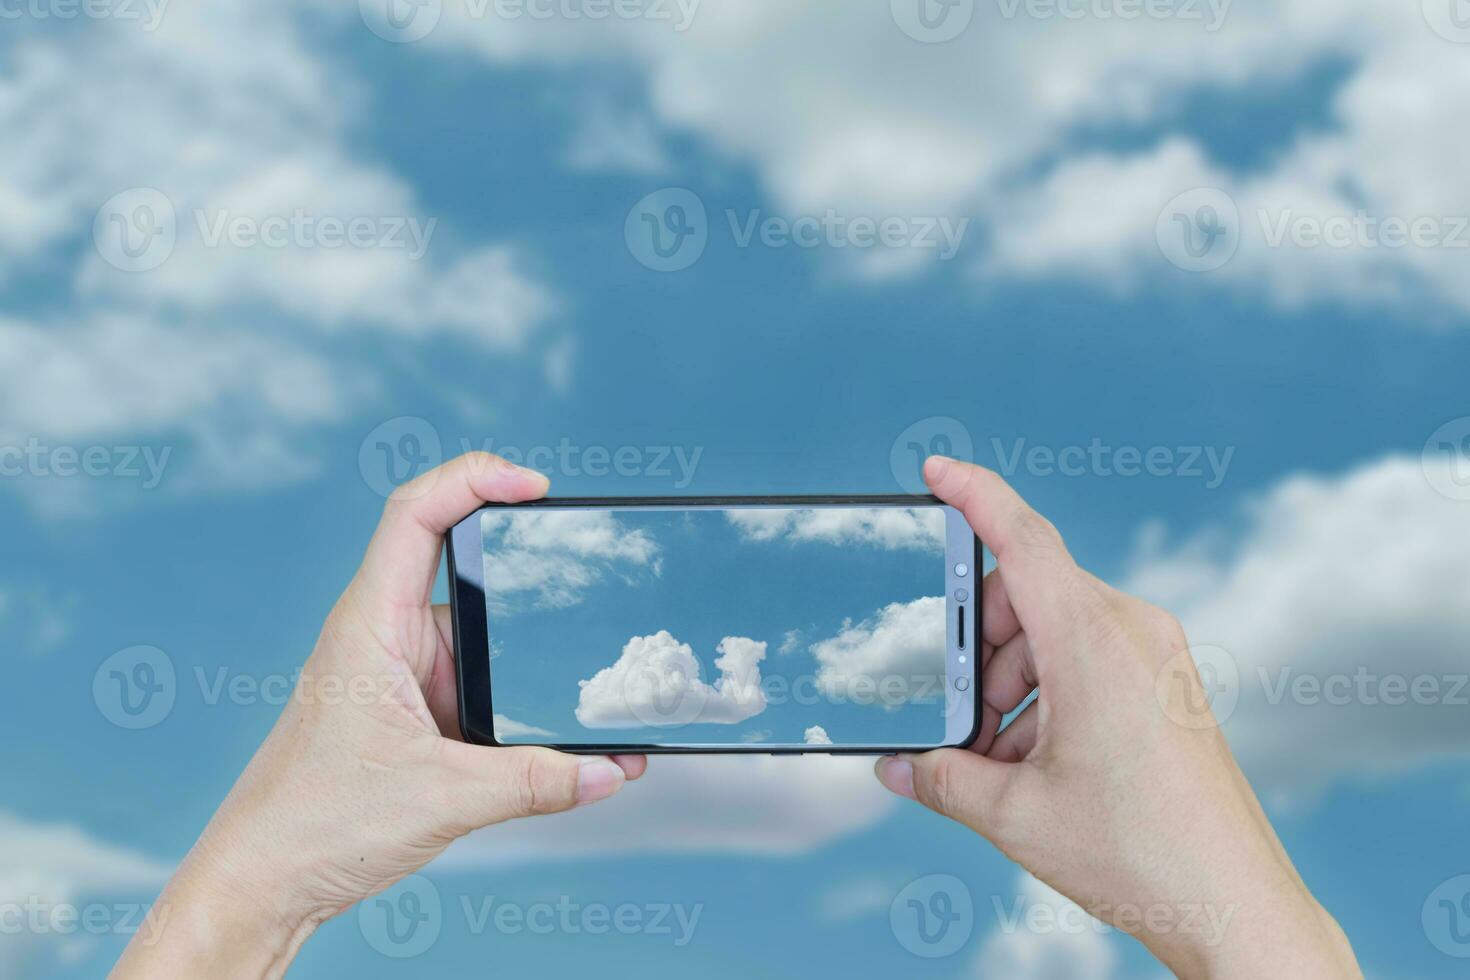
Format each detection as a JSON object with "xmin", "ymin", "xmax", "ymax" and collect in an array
[
  {"xmin": 464, "ymin": 450, "xmax": 505, "ymax": 474},
  {"xmin": 509, "ymin": 750, "xmax": 575, "ymax": 816},
  {"xmin": 919, "ymin": 754, "xmax": 959, "ymax": 818},
  {"xmin": 1069, "ymin": 575, "xmax": 1116, "ymax": 630},
  {"xmin": 1153, "ymin": 607, "xmax": 1185, "ymax": 638},
  {"xmin": 1135, "ymin": 601, "xmax": 1187, "ymax": 646},
  {"xmin": 1014, "ymin": 511, "xmax": 1064, "ymax": 556}
]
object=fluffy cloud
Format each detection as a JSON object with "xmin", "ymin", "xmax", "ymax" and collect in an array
[
  {"xmin": 5, "ymin": 4, "xmax": 554, "ymax": 345},
  {"xmin": 726, "ymin": 507, "xmax": 944, "ymax": 552},
  {"xmin": 810, "ymin": 596, "xmax": 946, "ymax": 706},
  {"xmin": 0, "ymin": 313, "xmax": 365, "ymax": 513},
  {"xmin": 575, "ymin": 630, "xmax": 767, "ymax": 728},
  {"xmin": 0, "ymin": 810, "xmax": 172, "ymax": 975},
  {"xmin": 803, "ymin": 725, "xmax": 832, "ymax": 746},
  {"xmin": 445, "ymin": 753, "xmax": 896, "ymax": 865},
  {"xmin": 0, "ymin": 1, "xmax": 558, "ymax": 512},
  {"xmin": 482, "ymin": 510, "xmax": 660, "ymax": 609},
  {"xmin": 421, "ymin": 1, "xmax": 1470, "ymax": 317},
  {"xmin": 1125, "ymin": 455, "xmax": 1470, "ymax": 803}
]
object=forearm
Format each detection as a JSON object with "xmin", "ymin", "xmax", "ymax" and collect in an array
[{"xmin": 111, "ymin": 836, "xmax": 319, "ymax": 979}]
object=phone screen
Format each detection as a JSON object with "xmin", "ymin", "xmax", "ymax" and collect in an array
[{"xmin": 477, "ymin": 503, "xmax": 972, "ymax": 750}]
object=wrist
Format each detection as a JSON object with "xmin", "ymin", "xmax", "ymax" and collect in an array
[
  {"xmin": 1151, "ymin": 879, "xmax": 1357, "ymax": 980},
  {"xmin": 112, "ymin": 833, "xmax": 323, "ymax": 979}
]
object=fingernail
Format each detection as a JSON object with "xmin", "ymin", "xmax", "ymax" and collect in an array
[
  {"xmin": 875, "ymin": 756, "xmax": 916, "ymax": 800},
  {"xmin": 923, "ymin": 456, "xmax": 953, "ymax": 484},
  {"xmin": 576, "ymin": 757, "xmax": 625, "ymax": 806}
]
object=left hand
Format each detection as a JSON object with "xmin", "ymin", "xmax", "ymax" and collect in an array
[{"xmin": 113, "ymin": 452, "xmax": 646, "ymax": 979}]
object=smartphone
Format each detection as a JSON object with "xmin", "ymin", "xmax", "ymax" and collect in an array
[{"xmin": 447, "ymin": 495, "xmax": 980, "ymax": 754}]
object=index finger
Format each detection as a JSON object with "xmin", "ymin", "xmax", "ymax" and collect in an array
[{"xmin": 924, "ymin": 456, "xmax": 1098, "ymax": 649}]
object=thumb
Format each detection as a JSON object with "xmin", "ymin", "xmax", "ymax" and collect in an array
[
  {"xmin": 445, "ymin": 744, "xmax": 626, "ymax": 825},
  {"xmin": 876, "ymin": 750, "xmax": 1019, "ymax": 841}
]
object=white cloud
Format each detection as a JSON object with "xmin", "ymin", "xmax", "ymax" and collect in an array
[
  {"xmin": 0, "ymin": 313, "xmax": 365, "ymax": 513},
  {"xmin": 0, "ymin": 1, "xmax": 558, "ymax": 512},
  {"xmin": 493, "ymin": 714, "xmax": 556, "ymax": 739},
  {"xmin": 482, "ymin": 510, "xmax": 660, "ymax": 609},
  {"xmin": 445, "ymin": 754, "xmax": 896, "ymax": 865},
  {"xmin": 0, "ymin": 315, "xmax": 355, "ymax": 444},
  {"xmin": 3, "ymin": 5, "xmax": 553, "ymax": 346},
  {"xmin": 0, "ymin": 810, "xmax": 171, "ymax": 975},
  {"xmin": 420, "ymin": 1, "xmax": 1470, "ymax": 316},
  {"xmin": 816, "ymin": 874, "xmax": 902, "ymax": 923},
  {"xmin": 575, "ymin": 630, "xmax": 767, "ymax": 728},
  {"xmin": 975, "ymin": 871, "xmax": 1119, "ymax": 980},
  {"xmin": 803, "ymin": 725, "xmax": 832, "ymax": 746},
  {"xmin": 726, "ymin": 507, "xmax": 944, "ymax": 552},
  {"xmin": 810, "ymin": 596, "xmax": 946, "ymax": 706},
  {"xmin": 562, "ymin": 99, "xmax": 672, "ymax": 176},
  {"xmin": 1125, "ymin": 455, "xmax": 1470, "ymax": 804}
]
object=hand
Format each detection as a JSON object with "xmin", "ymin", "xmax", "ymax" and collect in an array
[
  {"xmin": 874, "ymin": 457, "xmax": 1359, "ymax": 979},
  {"xmin": 113, "ymin": 452, "xmax": 646, "ymax": 979}
]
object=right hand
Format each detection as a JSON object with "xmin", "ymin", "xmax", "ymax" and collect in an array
[{"xmin": 875, "ymin": 457, "xmax": 1359, "ymax": 978}]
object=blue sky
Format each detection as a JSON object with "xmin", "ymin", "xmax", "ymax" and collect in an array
[{"xmin": 3, "ymin": 2, "xmax": 1470, "ymax": 977}]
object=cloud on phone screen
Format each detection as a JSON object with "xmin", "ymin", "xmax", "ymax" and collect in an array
[
  {"xmin": 803, "ymin": 725, "xmax": 832, "ymax": 746},
  {"xmin": 809, "ymin": 595, "xmax": 946, "ymax": 708},
  {"xmin": 725, "ymin": 507, "xmax": 943, "ymax": 552},
  {"xmin": 575, "ymin": 630, "xmax": 768, "ymax": 728},
  {"xmin": 482, "ymin": 510, "xmax": 660, "ymax": 610}
]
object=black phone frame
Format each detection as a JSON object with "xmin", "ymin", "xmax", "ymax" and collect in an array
[{"xmin": 448, "ymin": 494, "xmax": 982, "ymax": 755}]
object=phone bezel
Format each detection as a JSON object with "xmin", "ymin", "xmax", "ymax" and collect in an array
[{"xmin": 448, "ymin": 494, "xmax": 981, "ymax": 755}]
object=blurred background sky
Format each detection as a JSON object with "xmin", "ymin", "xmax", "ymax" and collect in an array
[{"xmin": 3, "ymin": 1, "xmax": 1469, "ymax": 976}]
